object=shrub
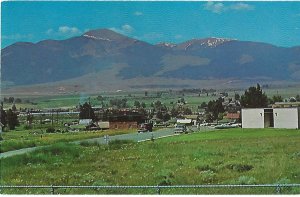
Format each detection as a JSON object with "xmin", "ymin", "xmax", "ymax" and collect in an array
[
  {"xmin": 157, "ymin": 170, "xmax": 175, "ymax": 186},
  {"xmin": 291, "ymin": 152, "xmax": 300, "ymax": 159},
  {"xmin": 46, "ymin": 127, "xmax": 56, "ymax": 133},
  {"xmin": 276, "ymin": 177, "xmax": 291, "ymax": 184},
  {"xmin": 234, "ymin": 176, "xmax": 257, "ymax": 185},
  {"xmin": 38, "ymin": 143, "xmax": 80, "ymax": 158},
  {"xmin": 226, "ymin": 163, "xmax": 253, "ymax": 172},
  {"xmin": 108, "ymin": 139, "xmax": 134, "ymax": 150},
  {"xmin": 196, "ymin": 164, "xmax": 217, "ymax": 173},
  {"xmin": 23, "ymin": 125, "xmax": 32, "ymax": 130},
  {"xmin": 80, "ymin": 141, "xmax": 100, "ymax": 147},
  {"xmin": 200, "ymin": 170, "xmax": 216, "ymax": 183}
]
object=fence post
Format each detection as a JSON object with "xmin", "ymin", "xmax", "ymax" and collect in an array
[
  {"xmin": 51, "ymin": 185, "xmax": 55, "ymax": 194},
  {"xmin": 276, "ymin": 184, "xmax": 281, "ymax": 194},
  {"xmin": 156, "ymin": 185, "xmax": 161, "ymax": 195}
]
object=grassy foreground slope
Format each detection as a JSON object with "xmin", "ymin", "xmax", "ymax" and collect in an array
[
  {"xmin": 1, "ymin": 128, "xmax": 300, "ymax": 194},
  {"xmin": 0, "ymin": 129, "xmax": 136, "ymax": 153}
]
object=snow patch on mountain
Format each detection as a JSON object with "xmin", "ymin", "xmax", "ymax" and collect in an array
[
  {"xmin": 83, "ymin": 34, "xmax": 112, "ymax": 41},
  {"xmin": 200, "ymin": 37, "xmax": 234, "ymax": 47},
  {"xmin": 181, "ymin": 37, "xmax": 236, "ymax": 50},
  {"xmin": 157, "ymin": 42, "xmax": 177, "ymax": 48}
]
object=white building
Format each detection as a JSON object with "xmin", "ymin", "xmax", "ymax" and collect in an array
[
  {"xmin": 79, "ymin": 119, "xmax": 92, "ymax": 125},
  {"xmin": 242, "ymin": 108, "xmax": 299, "ymax": 129},
  {"xmin": 241, "ymin": 108, "xmax": 273, "ymax": 128},
  {"xmin": 273, "ymin": 108, "xmax": 300, "ymax": 129}
]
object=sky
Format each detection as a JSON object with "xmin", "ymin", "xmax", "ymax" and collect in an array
[{"xmin": 1, "ymin": 1, "xmax": 300, "ymax": 48}]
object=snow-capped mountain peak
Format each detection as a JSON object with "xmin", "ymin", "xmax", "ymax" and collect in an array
[
  {"xmin": 157, "ymin": 42, "xmax": 177, "ymax": 48},
  {"xmin": 83, "ymin": 34, "xmax": 112, "ymax": 41},
  {"xmin": 181, "ymin": 37, "xmax": 236, "ymax": 50},
  {"xmin": 199, "ymin": 37, "xmax": 235, "ymax": 47}
]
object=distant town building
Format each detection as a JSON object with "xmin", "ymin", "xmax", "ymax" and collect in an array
[
  {"xmin": 272, "ymin": 102, "xmax": 300, "ymax": 108},
  {"xmin": 0, "ymin": 122, "xmax": 4, "ymax": 132},
  {"xmin": 226, "ymin": 112, "xmax": 241, "ymax": 121},
  {"xmin": 108, "ymin": 113, "xmax": 146, "ymax": 130},
  {"xmin": 79, "ymin": 119, "xmax": 93, "ymax": 125},
  {"xmin": 109, "ymin": 121, "xmax": 138, "ymax": 130}
]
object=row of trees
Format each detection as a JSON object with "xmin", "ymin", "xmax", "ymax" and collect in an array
[
  {"xmin": 1, "ymin": 107, "xmax": 19, "ymax": 130},
  {"xmin": 2, "ymin": 97, "xmax": 23, "ymax": 103},
  {"xmin": 201, "ymin": 84, "xmax": 283, "ymax": 123}
]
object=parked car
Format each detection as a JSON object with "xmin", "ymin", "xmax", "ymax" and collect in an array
[
  {"xmin": 137, "ymin": 123, "xmax": 153, "ymax": 133},
  {"xmin": 174, "ymin": 124, "xmax": 187, "ymax": 134}
]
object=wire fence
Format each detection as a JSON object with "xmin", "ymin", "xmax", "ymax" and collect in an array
[{"xmin": 1, "ymin": 184, "xmax": 300, "ymax": 194}]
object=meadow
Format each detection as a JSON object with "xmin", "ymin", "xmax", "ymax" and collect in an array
[
  {"xmin": 1, "ymin": 128, "xmax": 299, "ymax": 194},
  {"xmin": 0, "ymin": 129, "xmax": 136, "ymax": 153},
  {"xmin": 3, "ymin": 85, "xmax": 299, "ymax": 111},
  {"xmin": 2, "ymin": 91, "xmax": 218, "ymax": 110}
]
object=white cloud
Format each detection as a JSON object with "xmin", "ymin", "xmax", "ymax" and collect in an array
[
  {"xmin": 230, "ymin": 3, "xmax": 254, "ymax": 11},
  {"xmin": 46, "ymin": 29, "xmax": 54, "ymax": 35},
  {"xmin": 2, "ymin": 34, "xmax": 33, "ymax": 40},
  {"xmin": 110, "ymin": 24, "xmax": 134, "ymax": 35},
  {"xmin": 46, "ymin": 26, "xmax": 82, "ymax": 36},
  {"xmin": 204, "ymin": 2, "xmax": 225, "ymax": 14},
  {"xmin": 174, "ymin": 34, "xmax": 183, "ymax": 39},
  {"xmin": 134, "ymin": 11, "xmax": 143, "ymax": 16},
  {"xmin": 58, "ymin": 26, "xmax": 81, "ymax": 34},
  {"xmin": 121, "ymin": 24, "xmax": 134, "ymax": 33},
  {"xmin": 204, "ymin": 2, "xmax": 254, "ymax": 14}
]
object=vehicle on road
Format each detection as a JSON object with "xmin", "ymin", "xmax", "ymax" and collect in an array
[
  {"xmin": 137, "ymin": 123, "xmax": 153, "ymax": 133},
  {"xmin": 174, "ymin": 124, "xmax": 187, "ymax": 134}
]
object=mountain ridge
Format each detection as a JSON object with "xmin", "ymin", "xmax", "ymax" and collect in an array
[{"xmin": 2, "ymin": 28, "xmax": 300, "ymax": 90}]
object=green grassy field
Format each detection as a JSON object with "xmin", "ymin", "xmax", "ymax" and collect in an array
[
  {"xmin": 0, "ymin": 129, "xmax": 136, "ymax": 153},
  {"xmin": 3, "ymin": 86, "xmax": 299, "ymax": 110},
  {"xmin": 1, "ymin": 128, "xmax": 299, "ymax": 194}
]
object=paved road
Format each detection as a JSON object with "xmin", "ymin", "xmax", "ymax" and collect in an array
[
  {"xmin": 0, "ymin": 128, "xmax": 176, "ymax": 159},
  {"xmin": 0, "ymin": 146, "xmax": 40, "ymax": 159},
  {"xmin": 73, "ymin": 128, "xmax": 176, "ymax": 145}
]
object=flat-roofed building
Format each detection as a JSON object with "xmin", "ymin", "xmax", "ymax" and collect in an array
[
  {"xmin": 242, "ymin": 108, "xmax": 273, "ymax": 128},
  {"xmin": 242, "ymin": 107, "xmax": 299, "ymax": 129},
  {"xmin": 273, "ymin": 108, "xmax": 300, "ymax": 129}
]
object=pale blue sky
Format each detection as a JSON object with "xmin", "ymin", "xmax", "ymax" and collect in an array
[{"xmin": 2, "ymin": 1, "xmax": 300, "ymax": 48}]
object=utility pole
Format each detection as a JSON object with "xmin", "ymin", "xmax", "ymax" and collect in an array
[
  {"xmin": 89, "ymin": 97, "xmax": 91, "ymax": 119},
  {"xmin": 56, "ymin": 111, "xmax": 59, "ymax": 124},
  {"xmin": 51, "ymin": 109, "xmax": 54, "ymax": 126}
]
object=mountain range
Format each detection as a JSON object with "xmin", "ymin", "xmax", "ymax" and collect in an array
[{"xmin": 2, "ymin": 29, "xmax": 300, "ymax": 92}]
